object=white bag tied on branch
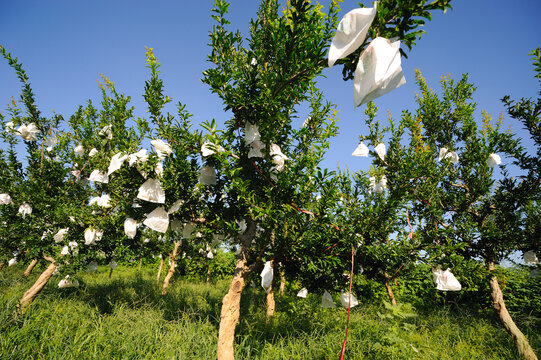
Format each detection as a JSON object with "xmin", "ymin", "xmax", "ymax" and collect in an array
[
  {"xmin": 53, "ymin": 228, "xmax": 69, "ymax": 243},
  {"xmin": 74, "ymin": 145, "xmax": 85, "ymax": 157},
  {"xmin": 88, "ymin": 148, "xmax": 98, "ymax": 157},
  {"xmin": 0, "ymin": 193, "xmax": 13, "ymax": 205},
  {"xmin": 143, "ymin": 206, "xmax": 169, "ymax": 233},
  {"xmin": 88, "ymin": 261, "xmax": 98, "ymax": 272},
  {"xmin": 432, "ymin": 268, "xmax": 462, "ymax": 291},
  {"xmin": 321, "ymin": 290, "xmax": 336, "ymax": 308},
  {"xmin": 8, "ymin": 257, "xmax": 18, "ymax": 266},
  {"xmin": 128, "ymin": 149, "xmax": 148, "ymax": 165},
  {"xmin": 124, "ymin": 218, "xmax": 137, "ymax": 239},
  {"xmin": 137, "ymin": 178, "xmax": 166, "ymax": 204},
  {"xmin": 99, "ymin": 124, "xmax": 113, "ymax": 139},
  {"xmin": 374, "ymin": 143, "xmax": 386, "ymax": 160},
  {"xmin": 487, "ymin": 153, "xmax": 502, "ymax": 167},
  {"xmin": 108, "ymin": 152, "xmax": 128, "ymax": 175},
  {"xmin": 198, "ymin": 165, "xmax": 217, "ymax": 185},
  {"xmin": 167, "ymin": 199, "xmax": 184, "ymax": 215},
  {"xmin": 88, "ymin": 170, "xmax": 109, "ymax": 183},
  {"xmin": 369, "ymin": 175, "xmax": 387, "ymax": 193},
  {"xmin": 297, "ymin": 288, "xmax": 308, "ymax": 298},
  {"xmin": 151, "ymin": 139, "xmax": 172, "ymax": 160},
  {"xmin": 58, "ymin": 275, "xmax": 79, "ymax": 288},
  {"xmin": 354, "ymin": 37, "xmax": 406, "ymax": 107},
  {"xmin": 18, "ymin": 203, "xmax": 32, "ymax": 218},
  {"xmin": 17, "ymin": 123, "xmax": 40, "ymax": 141},
  {"xmin": 352, "ymin": 142, "xmax": 369, "ymax": 157},
  {"xmin": 340, "ymin": 292, "xmax": 359, "ymax": 308},
  {"xmin": 84, "ymin": 227, "xmax": 103, "ymax": 246},
  {"xmin": 68, "ymin": 241, "xmax": 78, "ymax": 251},
  {"xmin": 45, "ymin": 135, "xmax": 57, "ymax": 152},
  {"xmin": 60, "ymin": 246, "xmax": 70, "ymax": 256},
  {"xmin": 109, "ymin": 260, "xmax": 118, "ymax": 269},
  {"xmin": 201, "ymin": 141, "xmax": 225, "ymax": 157},
  {"xmin": 524, "ymin": 251, "xmax": 539, "ymax": 265},
  {"xmin": 183, "ymin": 222, "xmax": 197, "ymax": 239},
  {"xmin": 248, "ymin": 140, "xmax": 266, "ymax": 159},
  {"xmin": 328, "ymin": 6, "xmax": 377, "ymax": 68},
  {"xmin": 260, "ymin": 261, "xmax": 274, "ymax": 293},
  {"xmin": 438, "ymin": 147, "xmax": 459, "ymax": 164},
  {"xmin": 244, "ymin": 122, "xmax": 261, "ymax": 145}
]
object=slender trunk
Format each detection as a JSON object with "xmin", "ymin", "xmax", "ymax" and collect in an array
[
  {"xmin": 488, "ymin": 262, "xmax": 538, "ymax": 360},
  {"xmin": 156, "ymin": 258, "xmax": 164, "ymax": 282},
  {"xmin": 266, "ymin": 283, "xmax": 275, "ymax": 319},
  {"xmin": 18, "ymin": 261, "xmax": 57, "ymax": 314},
  {"xmin": 23, "ymin": 259, "xmax": 39, "ymax": 278},
  {"xmin": 385, "ymin": 279, "xmax": 397, "ymax": 306},
  {"xmin": 278, "ymin": 268, "xmax": 286, "ymax": 297},
  {"xmin": 266, "ymin": 259, "xmax": 276, "ymax": 320},
  {"xmin": 217, "ymin": 219, "xmax": 256, "ymax": 360},
  {"xmin": 138, "ymin": 257, "xmax": 142, "ymax": 271},
  {"xmin": 162, "ymin": 241, "xmax": 180, "ymax": 295},
  {"xmin": 206, "ymin": 265, "xmax": 212, "ymax": 284},
  {"xmin": 109, "ymin": 268, "xmax": 113, "ymax": 279},
  {"xmin": 0, "ymin": 260, "xmax": 6, "ymax": 272}
]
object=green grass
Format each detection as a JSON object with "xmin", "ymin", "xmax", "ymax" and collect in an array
[{"xmin": 0, "ymin": 264, "xmax": 539, "ymax": 359}]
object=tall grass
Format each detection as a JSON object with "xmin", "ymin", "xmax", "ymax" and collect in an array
[{"xmin": 1, "ymin": 264, "xmax": 539, "ymax": 359}]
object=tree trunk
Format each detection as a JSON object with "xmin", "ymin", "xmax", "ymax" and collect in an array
[
  {"xmin": 109, "ymin": 268, "xmax": 114, "ymax": 279},
  {"xmin": 156, "ymin": 258, "xmax": 164, "ymax": 282},
  {"xmin": 217, "ymin": 219, "xmax": 256, "ymax": 360},
  {"xmin": 488, "ymin": 262, "xmax": 538, "ymax": 360},
  {"xmin": 206, "ymin": 264, "xmax": 212, "ymax": 284},
  {"xmin": 0, "ymin": 260, "xmax": 6, "ymax": 272},
  {"xmin": 385, "ymin": 279, "xmax": 397, "ymax": 306},
  {"xmin": 278, "ymin": 268, "xmax": 286, "ymax": 297},
  {"xmin": 23, "ymin": 259, "xmax": 39, "ymax": 277},
  {"xmin": 18, "ymin": 261, "xmax": 56, "ymax": 314},
  {"xmin": 162, "ymin": 241, "xmax": 180, "ymax": 295},
  {"xmin": 266, "ymin": 259, "xmax": 276, "ymax": 319},
  {"xmin": 266, "ymin": 283, "xmax": 275, "ymax": 319}
]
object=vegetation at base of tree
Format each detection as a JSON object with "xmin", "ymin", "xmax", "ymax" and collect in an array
[{"xmin": 0, "ymin": 265, "xmax": 539, "ymax": 359}]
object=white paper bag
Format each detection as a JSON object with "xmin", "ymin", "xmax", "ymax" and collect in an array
[
  {"xmin": 354, "ymin": 37, "xmax": 406, "ymax": 107},
  {"xmin": 340, "ymin": 292, "xmax": 359, "ymax": 308},
  {"xmin": 260, "ymin": 261, "xmax": 274, "ymax": 293},
  {"xmin": 432, "ymin": 268, "xmax": 462, "ymax": 291},
  {"xmin": 321, "ymin": 290, "xmax": 336, "ymax": 308},
  {"xmin": 328, "ymin": 6, "xmax": 377, "ymax": 68}
]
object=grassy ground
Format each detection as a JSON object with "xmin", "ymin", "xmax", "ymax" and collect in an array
[{"xmin": 1, "ymin": 264, "xmax": 539, "ymax": 359}]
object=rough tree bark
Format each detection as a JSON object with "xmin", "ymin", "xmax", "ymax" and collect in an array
[
  {"xmin": 488, "ymin": 262, "xmax": 538, "ymax": 360},
  {"xmin": 266, "ymin": 260, "xmax": 275, "ymax": 319},
  {"xmin": 278, "ymin": 267, "xmax": 286, "ymax": 297},
  {"xmin": 156, "ymin": 257, "xmax": 164, "ymax": 282},
  {"xmin": 23, "ymin": 259, "xmax": 39, "ymax": 278},
  {"xmin": 162, "ymin": 241, "xmax": 180, "ymax": 295},
  {"xmin": 217, "ymin": 219, "xmax": 256, "ymax": 360},
  {"xmin": 385, "ymin": 277, "xmax": 397, "ymax": 306},
  {"xmin": 18, "ymin": 260, "xmax": 57, "ymax": 314}
]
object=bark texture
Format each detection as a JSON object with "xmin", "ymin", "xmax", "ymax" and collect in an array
[
  {"xmin": 266, "ymin": 285, "xmax": 275, "ymax": 319},
  {"xmin": 156, "ymin": 258, "xmax": 164, "ymax": 281},
  {"xmin": 217, "ymin": 219, "xmax": 256, "ymax": 360},
  {"xmin": 23, "ymin": 259, "xmax": 39, "ymax": 277},
  {"xmin": 385, "ymin": 279, "xmax": 397, "ymax": 306},
  {"xmin": 278, "ymin": 268, "xmax": 286, "ymax": 297},
  {"xmin": 266, "ymin": 259, "xmax": 275, "ymax": 319},
  {"xmin": 18, "ymin": 261, "xmax": 57, "ymax": 313},
  {"xmin": 488, "ymin": 262, "xmax": 538, "ymax": 360},
  {"xmin": 162, "ymin": 241, "xmax": 180, "ymax": 295}
]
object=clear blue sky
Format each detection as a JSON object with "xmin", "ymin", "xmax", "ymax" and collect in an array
[{"xmin": 1, "ymin": 0, "xmax": 540, "ymax": 175}]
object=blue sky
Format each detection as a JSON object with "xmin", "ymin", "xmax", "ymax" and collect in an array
[{"xmin": 1, "ymin": 0, "xmax": 540, "ymax": 175}]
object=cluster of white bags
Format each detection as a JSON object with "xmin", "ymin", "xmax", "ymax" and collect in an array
[{"xmin": 328, "ymin": 4, "xmax": 405, "ymax": 107}]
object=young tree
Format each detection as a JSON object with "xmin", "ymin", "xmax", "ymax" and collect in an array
[{"xmin": 202, "ymin": 0, "xmax": 451, "ymax": 358}]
